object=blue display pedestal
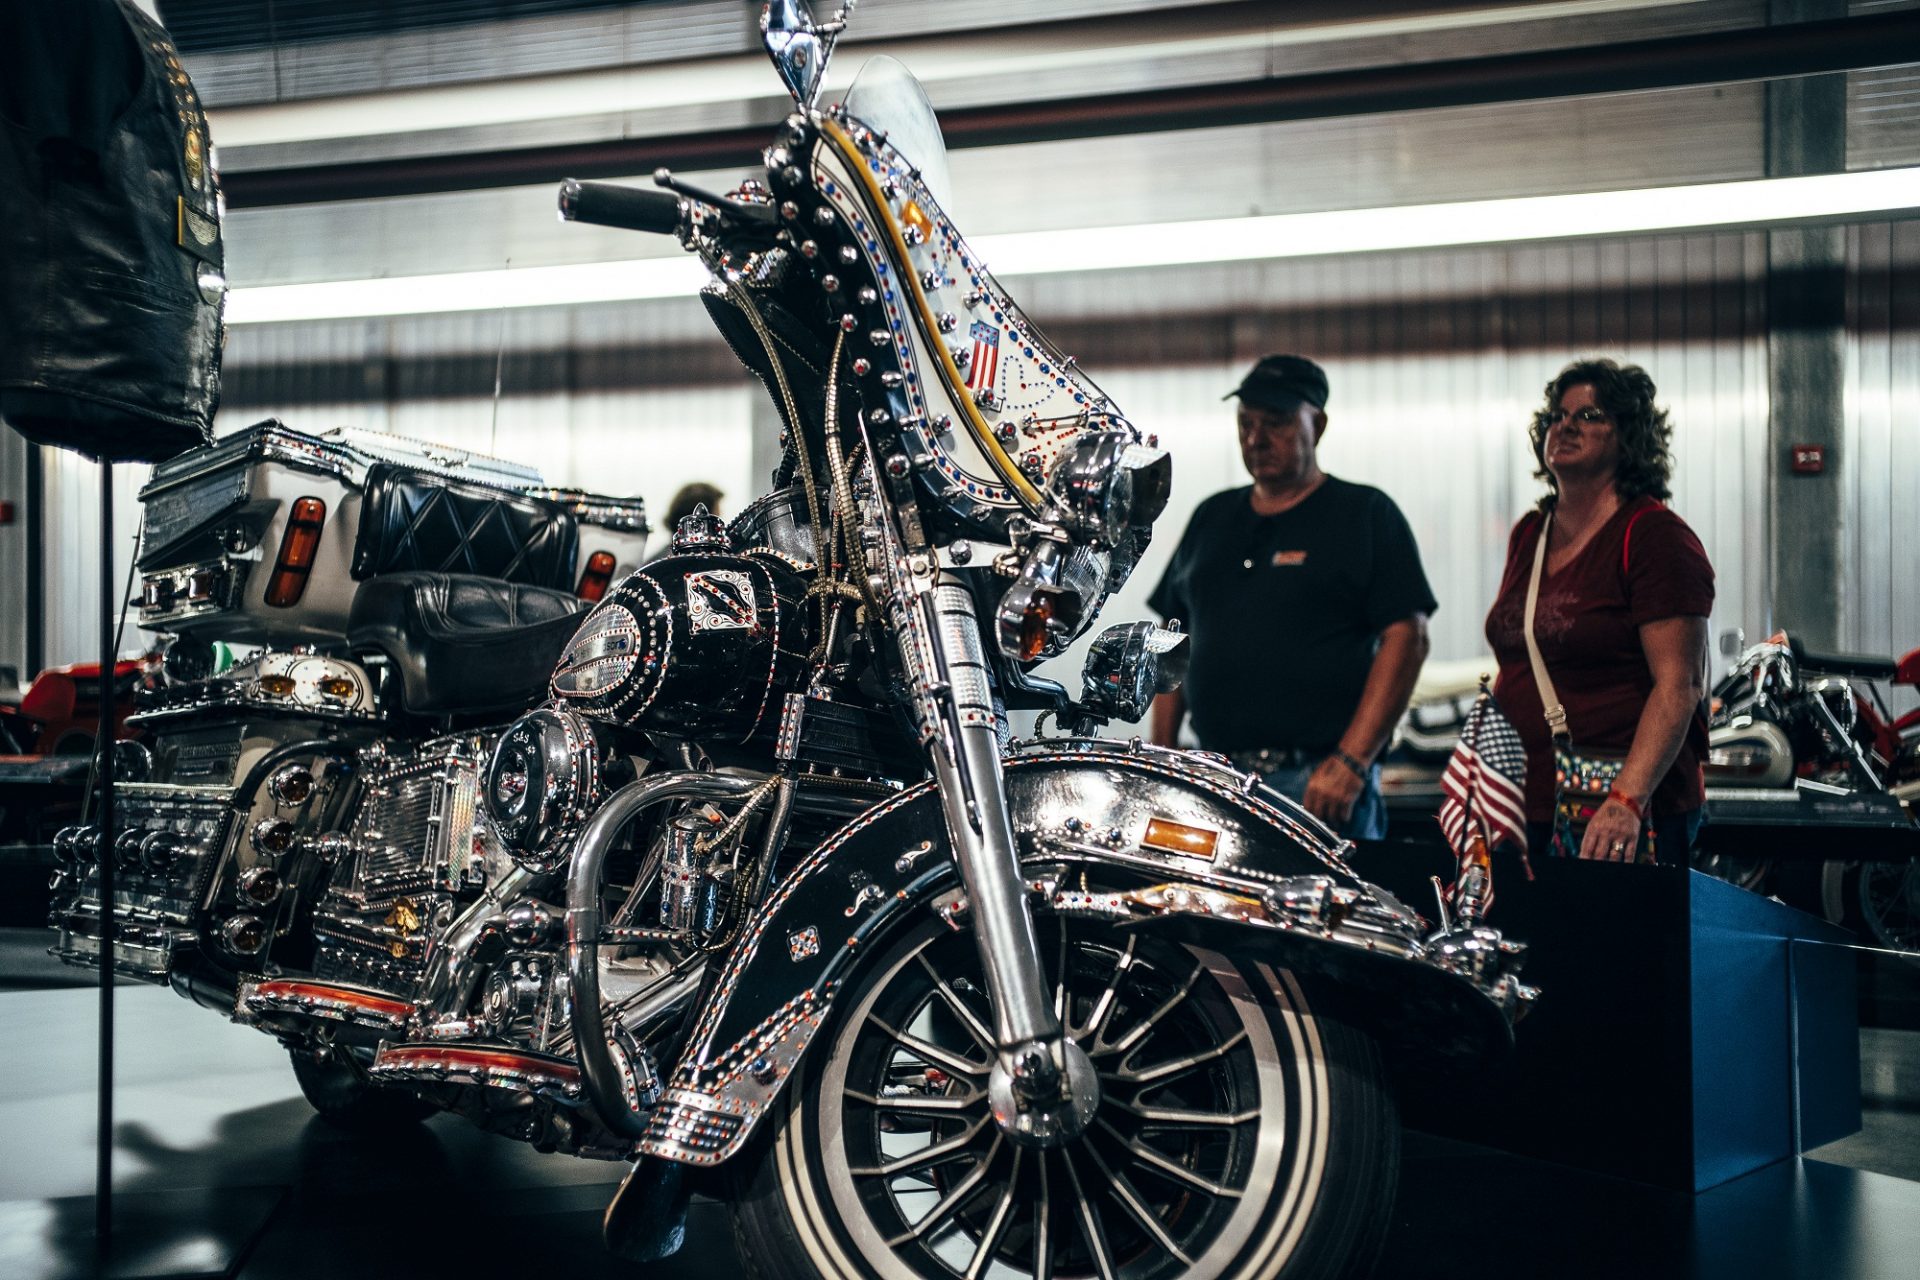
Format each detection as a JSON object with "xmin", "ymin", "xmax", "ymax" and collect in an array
[{"xmin": 1353, "ymin": 848, "xmax": 1861, "ymax": 1193}]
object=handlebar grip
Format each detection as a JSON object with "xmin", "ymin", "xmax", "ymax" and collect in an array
[{"xmin": 558, "ymin": 179, "xmax": 684, "ymax": 235}]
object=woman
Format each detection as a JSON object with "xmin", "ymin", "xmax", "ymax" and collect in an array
[{"xmin": 1484, "ymin": 359, "xmax": 1714, "ymax": 864}]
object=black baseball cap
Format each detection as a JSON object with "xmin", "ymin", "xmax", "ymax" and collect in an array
[{"xmin": 1224, "ymin": 354, "xmax": 1328, "ymax": 414}]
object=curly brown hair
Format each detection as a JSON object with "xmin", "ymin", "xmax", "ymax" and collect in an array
[{"xmin": 1529, "ymin": 358, "xmax": 1673, "ymax": 510}]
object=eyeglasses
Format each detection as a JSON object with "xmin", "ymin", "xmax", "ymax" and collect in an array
[{"xmin": 1547, "ymin": 406, "xmax": 1610, "ymax": 426}]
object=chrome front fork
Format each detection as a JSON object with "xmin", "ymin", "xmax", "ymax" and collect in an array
[{"xmin": 916, "ymin": 581, "xmax": 1098, "ymax": 1146}]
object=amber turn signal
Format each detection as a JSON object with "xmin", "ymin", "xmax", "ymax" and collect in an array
[{"xmin": 1141, "ymin": 817, "xmax": 1220, "ymax": 860}]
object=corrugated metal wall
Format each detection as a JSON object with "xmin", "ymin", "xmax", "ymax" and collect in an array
[
  {"xmin": 1844, "ymin": 219, "xmax": 1920, "ymax": 713},
  {"xmin": 1019, "ymin": 233, "xmax": 1776, "ymax": 720}
]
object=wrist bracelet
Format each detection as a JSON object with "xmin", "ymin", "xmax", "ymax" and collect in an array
[
  {"xmin": 1332, "ymin": 748, "xmax": 1371, "ymax": 782},
  {"xmin": 1606, "ymin": 788, "xmax": 1644, "ymax": 820}
]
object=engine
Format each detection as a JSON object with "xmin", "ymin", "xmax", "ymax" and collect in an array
[
  {"xmin": 310, "ymin": 733, "xmax": 519, "ymax": 997},
  {"xmin": 48, "ymin": 648, "xmax": 376, "ymax": 984}
]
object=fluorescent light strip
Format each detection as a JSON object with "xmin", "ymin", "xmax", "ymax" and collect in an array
[{"xmin": 224, "ymin": 168, "xmax": 1920, "ymax": 325}]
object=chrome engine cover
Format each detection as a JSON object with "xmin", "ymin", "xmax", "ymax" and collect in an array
[{"xmin": 312, "ymin": 735, "xmax": 514, "ymax": 996}]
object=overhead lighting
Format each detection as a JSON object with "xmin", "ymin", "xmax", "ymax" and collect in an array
[
  {"xmin": 224, "ymin": 167, "xmax": 1920, "ymax": 325},
  {"xmin": 977, "ymin": 167, "xmax": 1920, "ymax": 276},
  {"xmin": 227, "ymin": 256, "xmax": 709, "ymax": 324}
]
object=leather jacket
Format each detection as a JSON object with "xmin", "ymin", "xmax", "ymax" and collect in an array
[{"xmin": 0, "ymin": 0, "xmax": 225, "ymax": 463}]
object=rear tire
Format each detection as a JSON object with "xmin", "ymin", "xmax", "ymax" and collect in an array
[
  {"xmin": 289, "ymin": 1045, "xmax": 437, "ymax": 1130},
  {"xmin": 1825, "ymin": 859, "xmax": 1920, "ymax": 962},
  {"xmin": 731, "ymin": 912, "xmax": 1399, "ymax": 1280}
]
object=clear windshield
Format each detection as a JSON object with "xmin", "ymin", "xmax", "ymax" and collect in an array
[{"xmin": 840, "ymin": 56, "xmax": 953, "ymax": 211}]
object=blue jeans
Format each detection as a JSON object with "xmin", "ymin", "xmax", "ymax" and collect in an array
[{"xmin": 1260, "ymin": 760, "xmax": 1388, "ymax": 841}]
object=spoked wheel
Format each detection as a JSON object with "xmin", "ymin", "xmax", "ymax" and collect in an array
[
  {"xmin": 1691, "ymin": 849, "xmax": 1773, "ymax": 894},
  {"xmin": 732, "ymin": 909, "xmax": 1399, "ymax": 1280},
  {"xmin": 1855, "ymin": 861, "xmax": 1920, "ymax": 956}
]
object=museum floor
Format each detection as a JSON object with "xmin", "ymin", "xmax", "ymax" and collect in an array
[{"xmin": 2, "ymin": 934, "xmax": 1918, "ymax": 1280}]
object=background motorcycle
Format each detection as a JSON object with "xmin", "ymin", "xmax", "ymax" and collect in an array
[
  {"xmin": 47, "ymin": 9, "xmax": 1532, "ymax": 1280},
  {"xmin": 1703, "ymin": 630, "xmax": 1920, "ymax": 953}
]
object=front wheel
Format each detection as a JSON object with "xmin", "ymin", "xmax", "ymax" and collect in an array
[{"xmin": 731, "ymin": 911, "xmax": 1400, "ymax": 1280}]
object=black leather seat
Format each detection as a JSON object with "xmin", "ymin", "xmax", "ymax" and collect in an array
[
  {"xmin": 348, "ymin": 572, "xmax": 584, "ymax": 716},
  {"xmin": 1788, "ymin": 636, "xmax": 1896, "ymax": 681}
]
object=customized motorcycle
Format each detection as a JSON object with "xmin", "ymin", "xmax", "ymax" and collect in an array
[
  {"xmin": 1705, "ymin": 630, "xmax": 1920, "ymax": 951},
  {"xmin": 49, "ymin": 8, "xmax": 1533, "ymax": 1278}
]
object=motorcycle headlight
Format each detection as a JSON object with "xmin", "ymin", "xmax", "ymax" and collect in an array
[
  {"xmin": 1079, "ymin": 620, "xmax": 1189, "ymax": 723},
  {"xmin": 484, "ymin": 707, "xmax": 603, "ymax": 872},
  {"xmin": 1048, "ymin": 433, "xmax": 1170, "ymax": 546}
]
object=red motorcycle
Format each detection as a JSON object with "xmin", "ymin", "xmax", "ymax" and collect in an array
[
  {"xmin": 0, "ymin": 657, "xmax": 146, "ymax": 757},
  {"xmin": 1703, "ymin": 631, "xmax": 1920, "ymax": 953}
]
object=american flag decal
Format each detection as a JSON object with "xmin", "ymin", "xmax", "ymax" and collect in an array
[
  {"xmin": 966, "ymin": 321, "xmax": 1000, "ymax": 394},
  {"xmin": 1438, "ymin": 686, "xmax": 1529, "ymax": 874}
]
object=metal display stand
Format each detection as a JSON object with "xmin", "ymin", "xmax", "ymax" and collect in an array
[{"xmin": 0, "ymin": 449, "xmax": 279, "ymax": 1279}]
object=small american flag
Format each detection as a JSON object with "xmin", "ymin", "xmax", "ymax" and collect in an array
[
  {"xmin": 1438, "ymin": 683, "xmax": 1529, "ymax": 861},
  {"xmin": 966, "ymin": 320, "xmax": 1000, "ymax": 394}
]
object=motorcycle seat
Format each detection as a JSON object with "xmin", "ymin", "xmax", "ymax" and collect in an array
[
  {"xmin": 347, "ymin": 572, "xmax": 583, "ymax": 716},
  {"xmin": 1787, "ymin": 636, "xmax": 1897, "ymax": 682}
]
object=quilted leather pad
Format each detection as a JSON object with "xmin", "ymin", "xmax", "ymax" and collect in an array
[
  {"xmin": 348, "ymin": 572, "xmax": 585, "ymax": 716},
  {"xmin": 353, "ymin": 463, "xmax": 578, "ymax": 588}
]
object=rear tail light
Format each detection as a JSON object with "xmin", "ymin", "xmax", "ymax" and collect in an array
[
  {"xmin": 264, "ymin": 497, "xmax": 326, "ymax": 607},
  {"xmin": 577, "ymin": 550, "xmax": 617, "ymax": 602}
]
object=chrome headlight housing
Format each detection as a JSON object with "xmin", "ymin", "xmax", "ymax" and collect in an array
[
  {"xmin": 1048, "ymin": 432, "xmax": 1171, "ymax": 547},
  {"xmin": 1079, "ymin": 620, "xmax": 1190, "ymax": 723},
  {"xmin": 484, "ymin": 706, "xmax": 603, "ymax": 872}
]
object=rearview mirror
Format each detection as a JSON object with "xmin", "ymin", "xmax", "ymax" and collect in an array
[{"xmin": 761, "ymin": 0, "xmax": 854, "ymax": 108}]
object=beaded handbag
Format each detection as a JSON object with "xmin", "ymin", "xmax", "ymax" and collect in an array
[{"xmin": 1523, "ymin": 512, "xmax": 1653, "ymax": 862}]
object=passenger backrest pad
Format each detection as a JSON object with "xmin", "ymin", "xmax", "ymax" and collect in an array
[{"xmin": 352, "ymin": 462, "xmax": 578, "ymax": 588}]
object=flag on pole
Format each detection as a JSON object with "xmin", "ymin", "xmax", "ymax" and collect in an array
[{"xmin": 1438, "ymin": 683, "xmax": 1529, "ymax": 900}]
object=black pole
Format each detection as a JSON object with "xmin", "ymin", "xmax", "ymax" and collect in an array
[{"xmin": 95, "ymin": 458, "xmax": 115, "ymax": 1243}]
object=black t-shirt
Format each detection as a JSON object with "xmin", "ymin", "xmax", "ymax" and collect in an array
[{"xmin": 1147, "ymin": 477, "xmax": 1437, "ymax": 753}]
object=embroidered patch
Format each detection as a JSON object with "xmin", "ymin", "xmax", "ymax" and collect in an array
[{"xmin": 1271, "ymin": 550, "xmax": 1308, "ymax": 567}]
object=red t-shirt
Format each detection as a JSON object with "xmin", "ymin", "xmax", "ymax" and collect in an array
[{"xmin": 1484, "ymin": 497, "xmax": 1715, "ymax": 823}]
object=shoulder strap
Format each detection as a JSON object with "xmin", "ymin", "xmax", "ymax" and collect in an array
[{"xmin": 1521, "ymin": 512, "xmax": 1571, "ymax": 740}]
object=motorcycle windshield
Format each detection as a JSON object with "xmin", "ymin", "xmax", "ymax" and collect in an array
[
  {"xmin": 839, "ymin": 57, "xmax": 953, "ymax": 212},
  {"xmin": 818, "ymin": 57, "xmax": 1134, "ymax": 537}
]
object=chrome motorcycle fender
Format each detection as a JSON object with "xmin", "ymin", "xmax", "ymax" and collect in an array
[{"xmin": 636, "ymin": 742, "xmax": 1515, "ymax": 1167}]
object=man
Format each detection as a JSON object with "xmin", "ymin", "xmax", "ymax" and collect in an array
[{"xmin": 1148, "ymin": 355, "xmax": 1435, "ymax": 839}]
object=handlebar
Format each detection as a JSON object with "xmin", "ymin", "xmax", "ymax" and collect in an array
[{"xmin": 557, "ymin": 179, "xmax": 685, "ymax": 235}]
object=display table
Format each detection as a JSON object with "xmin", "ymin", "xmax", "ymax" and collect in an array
[{"xmin": 1353, "ymin": 846, "xmax": 1862, "ymax": 1193}]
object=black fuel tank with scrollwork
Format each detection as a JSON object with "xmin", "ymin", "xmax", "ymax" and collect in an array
[
  {"xmin": 0, "ymin": 0, "xmax": 224, "ymax": 462},
  {"xmin": 550, "ymin": 552, "xmax": 812, "ymax": 744}
]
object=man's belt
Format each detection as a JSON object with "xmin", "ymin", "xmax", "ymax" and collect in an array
[{"xmin": 1225, "ymin": 746, "xmax": 1324, "ymax": 773}]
